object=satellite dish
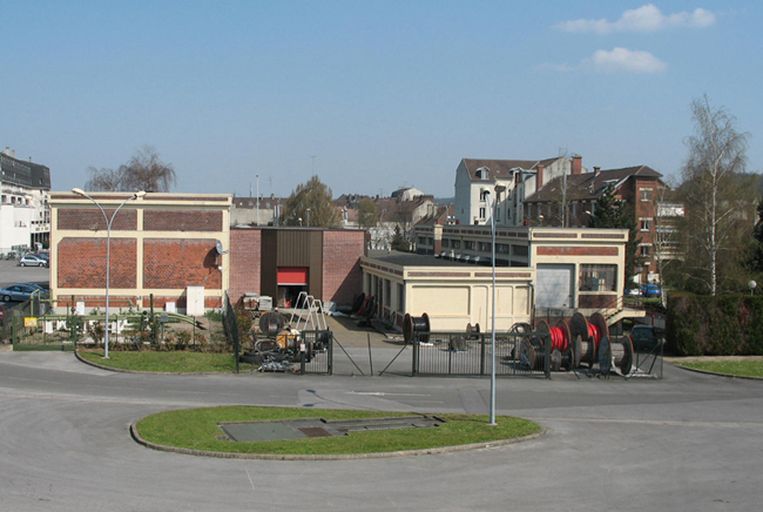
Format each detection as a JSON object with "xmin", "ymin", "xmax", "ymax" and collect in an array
[{"xmin": 215, "ymin": 240, "xmax": 227, "ymax": 255}]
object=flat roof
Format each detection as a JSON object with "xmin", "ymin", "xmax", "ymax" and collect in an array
[{"xmin": 366, "ymin": 250, "xmax": 490, "ymax": 268}]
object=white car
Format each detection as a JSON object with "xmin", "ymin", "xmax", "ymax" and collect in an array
[{"xmin": 18, "ymin": 254, "xmax": 48, "ymax": 267}]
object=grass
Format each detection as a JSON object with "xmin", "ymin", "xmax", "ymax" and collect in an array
[
  {"xmin": 134, "ymin": 405, "xmax": 541, "ymax": 456},
  {"xmin": 676, "ymin": 360, "xmax": 763, "ymax": 378},
  {"xmin": 78, "ymin": 350, "xmax": 250, "ymax": 373}
]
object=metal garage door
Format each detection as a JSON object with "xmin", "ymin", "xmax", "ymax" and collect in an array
[
  {"xmin": 535, "ymin": 264, "xmax": 573, "ymax": 309},
  {"xmin": 277, "ymin": 267, "xmax": 309, "ymax": 285}
]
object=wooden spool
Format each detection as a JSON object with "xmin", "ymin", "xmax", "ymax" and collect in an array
[
  {"xmin": 570, "ymin": 311, "xmax": 608, "ymax": 368},
  {"xmin": 403, "ymin": 313, "xmax": 430, "ymax": 343},
  {"xmin": 465, "ymin": 322, "xmax": 481, "ymax": 340}
]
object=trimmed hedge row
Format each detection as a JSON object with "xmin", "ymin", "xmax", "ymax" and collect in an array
[{"xmin": 667, "ymin": 294, "xmax": 763, "ymax": 356}]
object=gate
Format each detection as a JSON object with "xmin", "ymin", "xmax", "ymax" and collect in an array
[{"xmin": 410, "ymin": 330, "xmax": 550, "ymax": 378}]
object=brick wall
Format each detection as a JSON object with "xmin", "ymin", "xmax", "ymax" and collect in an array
[
  {"xmin": 579, "ymin": 293, "xmax": 617, "ymax": 309},
  {"xmin": 143, "ymin": 210, "xmax": 223, "ymax": 231},
  {"xmin": 143, "ymin": 239, "xmax": 222, "ymax": 289},
  {"xmin": 229, "ymin": 229, "xmax": 261, "ymax": 304},
  {"xmin": 537, "ymin": 246, "xmax": 618, "ymax": 256},
  {"xmin": 57, "ymin": 238, "xmax": 137, "ymax": 288},
  {"xmin": 58, "ymin": 209, "xmax": 137, "ymax": 231},
  {"xmin": 322, "ymin": 230, "xmax": 365, "ymax": 305}
]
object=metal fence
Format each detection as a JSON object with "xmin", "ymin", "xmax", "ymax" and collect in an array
[
  {"xmin": 4, "ymin": 294, "xmax": 74, "ymax": 351},
  {"xmin": 628, "ymin": 338, "xmax": 664, "ymax": 379},
  {"xmin": 410, "ymin": 331, "xmax": 551, "ymax": 378},
  {"xmin": 296, "ymin": 330, "xmax": 333, "ymax": 375}
]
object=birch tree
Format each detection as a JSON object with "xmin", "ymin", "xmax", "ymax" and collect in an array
[{"xmin": 681, "ymin": 96, "xmax": 748, "ymax": 295}]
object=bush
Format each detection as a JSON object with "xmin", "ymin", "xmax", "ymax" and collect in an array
[{"xmin": 667, "ymin": 293, "xmax": 763, "ymax": 355}]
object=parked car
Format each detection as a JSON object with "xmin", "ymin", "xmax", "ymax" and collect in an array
[
  {"xmin": 0, "ymin": 283, "xmax": 49, "ymax": 302},
  {"xmin": 640, "ymin": 283, "xmax": 662, "ymax": 298},
  {"xmin": 18, "ymin": 254, "xmax": 48, "ymax": 267}
]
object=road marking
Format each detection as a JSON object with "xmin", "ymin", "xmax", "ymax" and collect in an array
[
  {"xmin": 348, "ymin": 391, "xmax": 431, "ymax": 397},
  {"xmin": 245, "ymin": 468, "xmax": 256, "ymax": 492},
  {"xmin": 527, "ymin": 416, "xmax": 763, "ymax": 429}
]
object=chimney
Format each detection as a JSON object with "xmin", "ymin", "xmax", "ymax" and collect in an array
[
  {"xmin": 593, "ymin": 166, "xmax": 601, "ymax": 177},
  {"xmin": 536, "ymin": 164, "xmax": 545, "ymax": 189},
  {"xmin": 571, "ymin": 154, "xmax": 582, "ymax": 175}
]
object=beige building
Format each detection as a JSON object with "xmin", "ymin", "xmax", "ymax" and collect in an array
[{"xmin": 363, "ymin": 226, "xmax": 628, "ymax": 332}]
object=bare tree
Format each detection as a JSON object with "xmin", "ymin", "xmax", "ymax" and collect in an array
[
  {"xmin": 86, "ymin": 146, "xmax": 176, "ymax": 192},
  {"xmin": 681, "ymin": 96, "xmax": 749, "ymax": 295}
]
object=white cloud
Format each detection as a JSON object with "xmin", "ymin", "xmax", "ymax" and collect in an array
[
  {"xmin": 587, "ymin": 47, "xmax": 667, "ymax": 73},
  {"xmin": 556, "ymin": 4, "xmax": 716, "ymax": 34}
]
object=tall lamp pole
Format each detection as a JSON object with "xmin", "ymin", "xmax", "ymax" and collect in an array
[
  {"xmin": 487, "ymin": 184, "xmax": 506, "ymax": 426},
  {"xmin": 72, "ymin": 188, "xmax": 145, "ymax": 358}
]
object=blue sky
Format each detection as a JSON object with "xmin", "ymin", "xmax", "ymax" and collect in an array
[{"xmin": 1, "ymin": 1, "xmax": 760, "ymax": 197}]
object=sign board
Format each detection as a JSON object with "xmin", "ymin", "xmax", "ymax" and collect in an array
[{"xmin": 24, "ymin": 317, "xmax": 38, "ymax": 328}]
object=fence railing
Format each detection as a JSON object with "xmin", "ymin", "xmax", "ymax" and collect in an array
[{"xmin": 410, "ymin": 330, "xmax": 550, "ymax": 378}]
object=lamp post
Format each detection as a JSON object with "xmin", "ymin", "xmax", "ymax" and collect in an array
[
  {"xmin": 72, "ymin": 188, "xmax": 145, "ymax": 358},
  {"xmin": 487, "ymin": 184, "xmax": 506, "ymax": 426}
]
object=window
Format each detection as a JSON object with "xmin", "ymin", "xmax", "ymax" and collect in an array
[
  {"xmin": 480, "ymin": 190, "xmax": 489, "ymax": 202},
  {"xmin": 639, "ymin": 244, "xmax": 651, "ymax": 257},
  {"xmin": 640, "ymin": 188, "xmax": 653, "ymax": 202},
  {"xmin": 451, "ymin": 240, "xmax": 461, "ymax": 249},
  {"xmin": 464, "ymin": 241, "xmax": 474, "ymax": 250},
  {"xmin": 639, "ymin": 218, "xmax": 653, "ymax": 231},
  {"xmin": 496, "ymin": 243, "xmax": 510, "ymax": 254},
  {"xmin": 384, "ymin": 279, "xmax": 391, "ymax": 307},
  {"xmin": 479, "ymin": 207, "xmax": 486, "ymax": 219},
  {"xmin": 513, "ymin": 245, "xmax": 528, "ymax": 257},
  {"xmin": 478, "ymin": 242, "xmax": 491, "ymax": 252},
  {"xmin": 442, "ymin": 239, "xmax": 450, "ymax": 248},
  {"xmin": 398, "ymin": 283, "xmax": 405, "ymax": 312},
  {"xmin": 579, "ymin": 264, "xmax": 617, "ymax": 292}
]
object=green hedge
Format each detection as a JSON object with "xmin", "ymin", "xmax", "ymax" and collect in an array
[{"xmin": 667, "ymin": 294, "xmax": 763, "ymax": 355}]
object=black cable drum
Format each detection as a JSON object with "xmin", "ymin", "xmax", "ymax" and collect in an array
[
  {"xmin": 403, "ymin": 313, "xmax": 430, "ymax": 343},
  {"xmin": 259, "ymin": 311, "xmax": 285, "ymax": 336}
]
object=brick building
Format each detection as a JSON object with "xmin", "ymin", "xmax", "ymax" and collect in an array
[
  {"xmin": 229, "ymin": 227, "xmax": 366, "ymax": 308},
  {"xmin": 51, "ymin": 192, "xmax": 371, "ymax": 313},
  {"xmin": 523, "ymin": 165, "xmax": 667, "ymax": 283},
  {"xmin": 50, "ymin": 192, "xmax": 231, "ymax": 312}
]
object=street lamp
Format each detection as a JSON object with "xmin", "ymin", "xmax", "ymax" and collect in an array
[
  {"xmin": 486, "ymin": 184, "xmax": 506, "ymax": 426},
  {"xmin": 72, "ymin": 188, "xmax": 145, "ymax": 358},
  {"xmin": 305, "ymin": 208, "xmax": 311, "ymax": 227}
]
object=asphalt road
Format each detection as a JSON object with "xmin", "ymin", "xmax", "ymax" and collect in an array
[
  {"xmin": 0, "ymin": 259, "xmax": 49, "ymax": 289},
  {"xmin": 1, "ymin": 352, "xmax": 762, "ymax": 511}
]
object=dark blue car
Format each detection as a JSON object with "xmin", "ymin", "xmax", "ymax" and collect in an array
[{"xmin": 640, "ymin": 283, "xmax": 662, "ymax": 298}]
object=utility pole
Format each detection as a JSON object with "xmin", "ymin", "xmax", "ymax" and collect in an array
[{"xmin": 255, "ymin": 174, "xmax": 260, "ymax": 226}]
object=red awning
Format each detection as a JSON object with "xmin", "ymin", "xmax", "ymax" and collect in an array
[{"xmin": 277, "ymin": 267, "xmax": 308, "ymax": 285}]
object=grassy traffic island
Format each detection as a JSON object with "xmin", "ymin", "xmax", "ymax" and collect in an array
[
  {"xmin": 77, "ymin": 349, "xmax": 252, "ymax": 373},
  {"xmin": 674, "ymin": 357, "xmax": 763, "ymax": 379},
  {"xmin": 132, "ymin": 406, "xmax": 542, "ymax": 459}
]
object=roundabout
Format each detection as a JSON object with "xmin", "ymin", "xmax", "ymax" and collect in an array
[{"xmin": 2, "ymin": 351, "xmax": 763, "ymax": 511}]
